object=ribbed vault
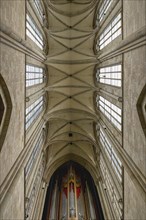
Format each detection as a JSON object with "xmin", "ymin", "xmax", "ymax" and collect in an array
[{"xmin": 44, "ymin": 0, "xmax": 99, "ymax": 180}]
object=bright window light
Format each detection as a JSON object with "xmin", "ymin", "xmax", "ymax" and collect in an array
[
  {"xmin": 99, "ymin": 0, "xmax": 113, "ymax": 22},
  {"xmin": 34, "ymin": 0, "xmax": 44, "ymax": 21},
  {"xmin": 96, "ymin": 64, "xmax": 122, "ymax": 87},
  {"xmin": 26, "ymin": 14, "xmax": 43, "ymax": 49},
  {"xmin": 25, "ymin": 131, "xmax": 43, "ymax": 179},
  {"xmin": 26, "ymin": 64, "xmax": 45, "ymax": 87},
  {"xmin": 99, "ymin": 125, "xmax": 122, "ymax": 181},
  {"xmin": 100, "ymin": 155, "xmax": 123, "ymax": 219},
  {"xmin": 99, "ymin": 13, "xmax": 122, "ymax": 50},
  {"xmin": 97, "ymin": 96, "xmax": 122, "ymax": 131},
  {"xmin": 25, "ymin": 96, "xmax": 44, "ymax": 130}
]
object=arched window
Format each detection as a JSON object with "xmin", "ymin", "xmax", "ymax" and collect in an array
[
  {"xmin": 97, "ymin": 13, "xmax": 122, "ymax": 50},
  {"xmin": 26, "ymin": 13, "xmax": 44, "ymax": 49},
  {"xmin": 100, "ymin": 155, "xmax": 123, "ymax": 219},
  {"xmin": 25, "ymin": 130, "xmax": 44, "ymax": 180},
  {"xmin": 96, "ymin": 64, "xmax": 122, "ymax": 87},
  {"xmin": 26, "ymin": 64, "xmax": 45, "ymax": 87},
  {"xmin": 34, "ymin": 0, "xmax": 44, "ymax": 22},
  {"xmin": 25, "ymin": 96, "xmax": 44, "ymax": 130},
  {"xmin": 97, "ymin": 124, "xmax": 122, "ymax": 181},
  {"xmin": 98, "ymin": 0, "xmax": 113, "ymax": 22},
  {"xmin": 96, "ymin": 95, "xmax": 122, "ymax": 131}
]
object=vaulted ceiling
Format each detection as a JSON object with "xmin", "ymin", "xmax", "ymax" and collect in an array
[{"xmin": 43, "ymin": 0, "xmax": 99, "ymax": 180}]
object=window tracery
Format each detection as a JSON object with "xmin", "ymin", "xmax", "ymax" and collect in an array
[
  {"xmin": 100, "ymin": 155, "xmax": 123, "ymax": 220},
  {"xmin": 25, "ymin": 96, "xmax": 44, "ymax": 130},
  {"xmin": 96, "ymin": 96, "xmax": 122, "ymax": 131},
  {"xmin": 26, "ymin": 14, "xmax": 44, "ymax": 49},
  {"xmin": 96, "ymin": 64, "xmax": 122, "ymax": 87},
  {"xmin": 98, "ymin": 0, "xmax": 113, "ymax": 22},
  {"xmin": 26, "ymin": 65, "xmax": 45, "ymax": 87},
  {"xmin": 34, "ymin": 0, "xmax": 44, "ymax": 22},
  {"xmin": 98, "ymin": 125, "xmax": 122, "ymax": 181},
  {"xmin": 97, "ymin": 13, "xmax": 122, "ymax": 50},
  {"xmin": 25, "ymin": 131, "xmax": 44, "ymax": 179}
]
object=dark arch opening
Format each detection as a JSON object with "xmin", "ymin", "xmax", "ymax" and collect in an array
[
  {"xmin": 137, "ymin": 84, "xmax": 146, "ymax": 137},
  {"xmin": 0, "ymin": 95, "xmax": 5, "ymax": 124},
  {"xmin": 0, "ymin": 74, "xmax": 12, "ymax": 150},
  {"xmin": 42, "ymin": 161, "xmax": 104, "ymax": 220}
]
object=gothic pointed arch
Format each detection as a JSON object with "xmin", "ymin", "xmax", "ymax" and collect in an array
[
  {"xmin": 0, "ymin": 74, "xmax": 12, "ymax": 150},
  {"xmin": 137, "ymin": 84, "xmax": 146, "ymax": 137},
  {"xmin": 42, "ymin": 161, "xmax": 104, "ymax": 220}
]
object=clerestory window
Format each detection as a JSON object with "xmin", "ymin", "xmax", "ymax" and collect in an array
[
  {"xmin": 100, "ymin": 155, "xmax": 123, "ymax": 220},
  {"xmin": 99, "ymin": 0, "xmax": 113, "ymax": 22},
  {"xmin": 25, "ymin": 96, "xmax": 44, "ymax": 130},
  {"xmin": 98, "ymin": 13, "xmax": 121, "ymax": 50},
  {"xmin": 26, "ymin": 13, "xmax": 43, "ymax": 49},
  {"xmin": 34, "ymin": 0, "xmax": 44, "ymax": 22},
  {"xmin": 99, "ymin": 125, "xmax": 122, "ymax": 181},
  {"xmin": 96, "ymin": 64, "xmax": 122, "ymax": 87},
  {"xmin": 25, "ymin": 164, "xmax": 43, "ymax": 217},
  {"xmin": 26, "ymin": 64, "xmax": 45, "ymax": 87},
  {"xmin": 25, "ymin": 131, "xmax": 43, "ymax": 179},
  {"xmin": 97, "ymin": 96, "xmax": 122, "ymax": 131}
]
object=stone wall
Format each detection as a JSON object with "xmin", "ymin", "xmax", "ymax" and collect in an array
[
  {"xmin": 0, "ymin": 0, "xmax": 47, "ymax": 219},
  {"xmin": 123, "ymin": 1, "xmax": 146, "ymax": 219}
]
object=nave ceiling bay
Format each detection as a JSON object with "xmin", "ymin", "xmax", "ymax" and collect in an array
[{"xmin": 43, "ymin": 0, "xmax": 99, "ymax": 181}]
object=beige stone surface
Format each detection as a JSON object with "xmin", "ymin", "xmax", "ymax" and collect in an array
[
  {"xmin": 0, "ymin": 171, "xmax": 24, "ymax": 220},
  {"xmin": 124, "ymin": 170, "xmax": 146, "ymax": 220},
  {"xmin": 123, "ymin": 46, "xmax": 146, "ymax": 176},
  {"xmin": 0, "ymin": 44, "xmax": 25, "ymax": 185},
  {"xmin": 0, "ymin": 0, "xmax": 146, "ymax": 220},
  {"xmin": 123, "ymin": 0, "xmax": 146, "ymax": 38},
  {"xmin": 0, "ymin": 0, "xmax": 25, "ymax": 39}
]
